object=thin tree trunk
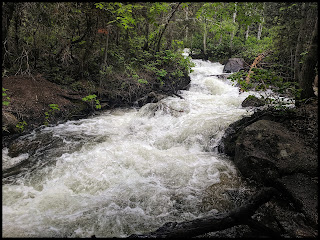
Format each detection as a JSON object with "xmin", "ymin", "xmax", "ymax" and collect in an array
[
  {"xmin": 155, "ymin": 2, "xmax": 181, "ymax": 53},
  {"xmin": 143, "ymin": 22, "xmax": 149, "ymax": 51},
  {"xmin": 245, "ymin": 25, "xmax": 250, "ymax": 40},
  {"xmin": 2, "ymin": 2, "xmax": 15, "ymax": 65},
  {"xmin": 229, "ymin": 3, "xmax": 237, "ymax": 56},
  {"xmin": 219, "ymin": 34, "xmax": 222, "ymax": 45},
  {"xmin": 257, "ymin": 3, "xmax": 265, "ymax": 40},
  {"xmin": 257, "ymin": 19, "xmax": 263, "ymax": 40},
  {"xmin": 299, "ymin": 17, "xmax": 318, "ymax": 100},
  {"xmin": 103, "ymin": 32, "xmax": 109, "ymax": 65},
  {"xmin": 14, "ymin": 11, "xmax": 20, "ymax": 56},
  {"xmin": 185, "ymin": 6, "xmax": 188, "ymax": 40},
  {"xmin": 290, "ymin": 48, "xmax": 294, "ymax": 79},
  {"xmin": 294, "ymin": 3, "xmax": 307, "ymax": 81},
  {"xmin": 203, "ymin": 18, "xmax": 207, "ymax": 56}
]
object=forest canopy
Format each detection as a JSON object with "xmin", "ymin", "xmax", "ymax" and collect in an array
[{"xmin": 2, "ymin": 2, "xmax": 318, "ymax": 104}]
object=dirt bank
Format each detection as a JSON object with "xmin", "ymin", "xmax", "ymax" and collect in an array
[
  {"xmin": 2, "ymin": 75, "xmax": 93, "ymax": 146},
  {"xmin": 2, "ymin": 72, "xmax": 190, "ymax": 147}
]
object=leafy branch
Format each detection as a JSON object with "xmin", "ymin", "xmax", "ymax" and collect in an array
[
  {"xmin": 44, "ymin": 104, "xmax": 60, "ymax": 126},
  {"xmin": 2, "ymin": 88, "xmax": 11, "ymax": 106},
  {"xmin": 82, "ymin": 94, "xmax": 101, "ymax": 110}
]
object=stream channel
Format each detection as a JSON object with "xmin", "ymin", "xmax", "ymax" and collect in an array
[{"xmin": 3, "ymin": 49, "xmax": 269, "ymax": 237}]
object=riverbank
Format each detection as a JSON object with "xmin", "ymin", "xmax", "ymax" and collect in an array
[
  {"xmin": 215, "ymin": 98, "xmax": 318, "ymax": 238},
  {"xmin": 2, "ymin": 70, "xmax": 190, "ymax": 148}
]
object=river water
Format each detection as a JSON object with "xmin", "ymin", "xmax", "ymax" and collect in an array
[{"xmin": 3, "ymin": 50, "xmax": 261, "ymax": 237}]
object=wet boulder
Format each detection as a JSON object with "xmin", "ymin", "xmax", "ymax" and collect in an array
[
  {"xmin": 135, "ymin": 92, "xmax": 167, "ymax": 107},
  {"xmin": 234, "ymin": 120, "xmax": 318, "ymax": 184},
  {"xmin": 223, "ymin": 58, "xmax": 246, "ymax": 73},
  {"xmin": 8, "ymin": 131, "xmax": 62, "ymax": 158},
  {"xmin": 233, "ymin": 119, "xmax": 318, "ymax": 227},
  {"xmin": 241, "ymin": 95, "xmax": 266, "ymax": 107}
]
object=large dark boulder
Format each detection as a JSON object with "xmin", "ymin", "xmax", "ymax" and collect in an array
[
  {"xmin": 223, "ymin": 58, "xmax": 246, "ymax": 73},
  {"xmin": 217, "ymin": 105, "xmax": 318, "ymax": 236},
  {"xmin": 234, "ymin": 120, "xmax": 317, "ymax": 184},
  {"xmin": 232, "ymin": 119, "xmax": 318, "ymax": 227}
]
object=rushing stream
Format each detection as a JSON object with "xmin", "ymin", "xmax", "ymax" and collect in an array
[{"xmin": 3, "ymin": 50, "xmax": 262, "ymax": 237}]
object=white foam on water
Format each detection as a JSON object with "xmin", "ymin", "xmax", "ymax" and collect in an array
[{"xmin": 3, "ymin": 51, "xmax": 255, "ymax": 238}]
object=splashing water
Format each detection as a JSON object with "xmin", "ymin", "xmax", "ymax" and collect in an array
[{"xmin": 2, "ymin": 50, "xmax": 257, "ymax": 237}]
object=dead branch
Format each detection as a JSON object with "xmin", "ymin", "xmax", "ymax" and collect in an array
[
  {"xmin": 128, "ymin": 187, "xmax": 279, "ymax": 238},
  {"xmin": 245, "ymin": 51, "xmax": 269, "ymax": 84}
]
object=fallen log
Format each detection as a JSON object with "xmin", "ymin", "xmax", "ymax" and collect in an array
[{"xmin": 128, "ymin": 187, "xmax": 279, "ymax": 238}]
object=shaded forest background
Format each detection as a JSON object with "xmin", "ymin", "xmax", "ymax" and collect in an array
[{"xmin": 2, "ymin": 2, "xmax": 318, "ymax": 114}]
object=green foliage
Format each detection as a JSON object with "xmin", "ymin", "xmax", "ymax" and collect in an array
[
  {"xmin": 82, "ymin": 94, "xmax": 101, "ymax": 110},
  {"xmin": 2, "ymin": 88, "xmax": 11, "ymax": 106},
  {"xmin": 44, "ymin": 104, "xmax": 60, "ymax": 126},
  {"xmin": 239, "ymin": 36, "xmax": 273, "ymax": 61},
  {"xmin": 247, "ymin": 94, "xmax": 256, "ymax": 100},
  {"xmin": 228, "ymin": 70, "xmax": 254, "ymax": 91},
  {"xmin": 132, "ymin": 74, "xmax": 148, "ymax": 84},
  {"xmin": 16, "ymin": 121, "xmax": 27, "ymax": 133},
  {"xmin": 95, "ymin": 2, "xmax": 136, "ymax": 30},
  {"xmin": 228, "ymin": 68, "xmax": 301, "ymax": 106},
  {"xmin": 171, "ymin": 40, "xmax": 184, "ymax": 51},
  {"xmin": 140, "ymin": 49, "xmax": 194, "ymax": 87}
]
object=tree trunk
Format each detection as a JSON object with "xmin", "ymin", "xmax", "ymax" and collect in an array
[
  {"xmin": 14, "ymin": 10, "xmax": 21, "ymax": 56},
  {"xmin": 229, "ymin": 3, "xmax": 237, "ymax": 57},
  {"xmin": 257, "ymin": 3, "xmax": 265, "ymax": 40},
  {"xmin": 2, "ymin": 2, "xmax": 15, "ymax": 65},
  {"xmin": 203, "ymin": 18, "xmax": 207, "ymax": 56},
  {"xmin": 155, "ymin": 2, "xmax": 181, "ymax": 53},
  {"xmin": 143, "ymin": 22, "xmax": 149, "ymax": 51},
  {"xmin": 257, "ymin": 19, "xmax": 263, "ymax": 40},
  {"xmin": 298, "ymin": 17, "xmax": 318, "ymax": 100},
  {"xmin": 103, "ymin": 29, "xmax": 109, "ymax": 65},
  {"xmin": 185, "ymin": 6, "xmax": 188, "ymax": 40},
  {"xmin": 294, "ymin": 3, "xmax": 307, "ymax": 82},
  {"xmin": 245, "ymin": 25, "xmax": 250, "ymax": 40}
]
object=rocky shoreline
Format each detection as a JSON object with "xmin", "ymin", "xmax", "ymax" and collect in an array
[{"xmin": 215, "ymin": 99, "xmax": 318, "ymax": 238}]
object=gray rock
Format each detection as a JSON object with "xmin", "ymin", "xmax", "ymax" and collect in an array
[
  {"xmin": 2, "ymin": 111, "xmax": 19, "ymax": 134},
  {"xmin": 276, "ymin": 173, "xmax": 318, "ymax": 226},
  {"xmin": 241, "ymin": 95, "xmax": 265, "ymax": 107},
  {"xmin": 223, "ymin": 58, "xmax": 246, "ymax": 73},
  {"xmin": 135, "ymin": 92, "xmax": 167, "ymax": 107},
  {"xmin": 234, "ymin": 120, "xmax": 318, "ymax": 184}
]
